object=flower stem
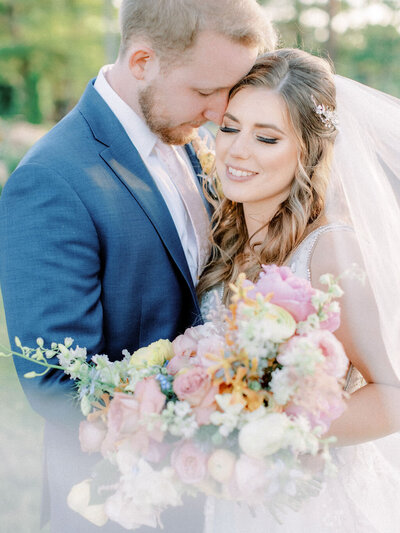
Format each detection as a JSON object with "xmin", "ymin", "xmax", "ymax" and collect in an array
[{"xmin": 0, "ymin": 345, "xmax": 64, "ymax": 371}]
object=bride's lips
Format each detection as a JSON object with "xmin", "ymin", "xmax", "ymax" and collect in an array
[{"xmin": 225, "ymin": 164, "xmax": 258, "ymax": 182}]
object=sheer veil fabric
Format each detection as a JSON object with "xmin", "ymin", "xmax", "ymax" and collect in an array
[{"xmin": 329, "ymin": 75, "xmax": 400, "ymax": 380}]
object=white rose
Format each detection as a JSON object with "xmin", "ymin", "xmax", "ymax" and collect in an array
[
  {"xmin": 67, "ymin": 479, "xmax": 91, "ymax": 513},
  {"xmin": 239, "ymin": 413, "xmax": 290, "ymax": 458},
  {"xmin": 82, "ymin": 504, "xmax": 108, "ymax": 527},
  {"xmin": 207, "ymin": 449, "xmax": 236, "ymax": 483}
]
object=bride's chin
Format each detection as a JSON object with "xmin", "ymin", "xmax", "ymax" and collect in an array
[{"xmin": 221, "ymin": 189, "xmax": 245, "ymax": 204}]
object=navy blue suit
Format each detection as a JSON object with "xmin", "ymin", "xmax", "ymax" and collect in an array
[{"xmin": 0, "ymin": 80, "xmax": 209, "ymax": 425}]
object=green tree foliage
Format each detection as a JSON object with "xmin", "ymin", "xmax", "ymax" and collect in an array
[
  {"xmin": 0, "ymin": 0, "xmax": 119, "ymax": 123},
  {"xmin": 259, "ymin": 0, "xmax": 400, "ymax": 97},
  {"xmin": 0, "ymin": 0, "xmax": 399, "ymax": 123}
]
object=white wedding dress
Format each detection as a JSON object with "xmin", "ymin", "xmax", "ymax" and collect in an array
[{"xmin": 200, "ymin": 224, "xmax": 400, "ymax": 533}]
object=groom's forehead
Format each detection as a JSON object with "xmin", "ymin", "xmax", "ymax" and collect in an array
[{"xmin": 164, "ymin": 35, "xmax": 258, "ymax": 87}]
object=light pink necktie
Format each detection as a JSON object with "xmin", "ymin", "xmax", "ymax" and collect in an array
[{"xmin": 155, "ymin": 141, "xmax": 211, "ymax": 277}]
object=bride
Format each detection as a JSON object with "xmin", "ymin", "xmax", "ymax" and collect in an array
[{"xmin": 197, "ymin": 48, "xmax": 400, "ymax": 532}]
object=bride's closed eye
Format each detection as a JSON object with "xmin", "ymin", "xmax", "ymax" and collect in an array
[
  {"xmin": 220, "ymin": 125, "xmax": 278, "ymax": 145},
  {"xmin": 219, "ymin": 125, "xmax": 239, "ymax": 133},
  {"xmin": 256, "ymin": 135, "xmax": 278, "ymax": 144}
]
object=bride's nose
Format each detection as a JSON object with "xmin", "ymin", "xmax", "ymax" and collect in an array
[{"xmin": 228, "ymin": 133, "xmax": 250, "ymax": 159}]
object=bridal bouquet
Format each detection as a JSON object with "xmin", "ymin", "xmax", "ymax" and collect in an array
[{"xmin": 3, "ymin": 265, "xmax": 350, "ymax": 529}]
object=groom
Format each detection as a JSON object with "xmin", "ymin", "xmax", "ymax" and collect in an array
[{"xmin": 0, "ymin": 0, "xmax": 275, "ymax": 423}]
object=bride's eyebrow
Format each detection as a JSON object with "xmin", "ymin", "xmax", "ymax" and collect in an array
[
  {"xmin": 223, "ymin": 112, "xmax": 240, "ymax": 122},
  {"xmin": 224, "ymin": 112, "xmax": 285, "ymax": 134}
]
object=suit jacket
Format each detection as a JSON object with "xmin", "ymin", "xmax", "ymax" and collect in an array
[{"xmin": 0, "ymin": 80, "xmax": 210, "ymax": 425}]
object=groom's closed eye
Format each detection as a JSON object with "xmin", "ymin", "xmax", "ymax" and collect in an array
[{"xmin": 197, "ymin": 90, "xmax": 215, "ymax": 96}]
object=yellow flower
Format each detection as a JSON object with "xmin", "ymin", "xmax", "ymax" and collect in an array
[
  {"xmin": 129, "ymin": 339, "xmax": 174, "ymax": 369},
  {"xmin": 198, "ymin": 150, "xmax": 215, "ymax": 175},
  {"xmin": 192, "ymin": 135, "xmax": 215, "ymax": 175}
]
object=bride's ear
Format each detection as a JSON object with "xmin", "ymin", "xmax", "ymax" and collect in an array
[{"xmin": 128, "ymin": 47, "xmax": 159, "ymax": 81}]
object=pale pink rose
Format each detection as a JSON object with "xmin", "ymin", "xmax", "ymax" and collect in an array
[
  {"xmin": 307, "ymin": 329, "xmax": 349, "ymax": 378},
  {"xmin": 248, "ymin": 264, "xmax": 316, "ymax": 322},
  {"xmin": 172, "ymin": 332, "xmax": 198, "ymax": 358},
  {"xmin": 134, "ymin": 377, "xmax": 166, "ymax": 416},
  {"xmin": 101, "ymin": 393, "xmax": 140, "ymax": 455},
  {"xmin": 171, "ymin": 441, "xmax": 208, "ymax": 484},
  {"xmin": 194, "ymin": 336, "xmax": 224, "ymax": 368},
  {"xmin": 79, "ymin": 418, "xmax": 107, "ymax": 453},
  {"xmin": 173, "ymin": 366, "xmax": 215, "ymax": 408},
  {"xmin": 166, "ymin": 353, "xmax": 192, "ymax": 375},
  {"xmin": 192, "ymin": 383, "xmax": 219, "ymax": 425}
]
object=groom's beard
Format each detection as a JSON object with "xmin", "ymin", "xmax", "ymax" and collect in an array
[{"xmin": 139, "ymin": 85, "xmax": 200, "ymax": 145}]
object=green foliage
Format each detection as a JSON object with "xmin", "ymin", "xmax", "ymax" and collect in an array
[
  {"xmin": 259, "ymin": 0, "xmax": 400, "ymax": 97},
  {"xmin": 0, "ymin": 0, "xmax": 119, "ymax": 123},
  {"xmin": 336, "ymin": 24, "xmax": 400, "ymax": 97}
]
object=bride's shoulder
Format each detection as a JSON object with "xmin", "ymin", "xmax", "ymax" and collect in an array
[
  {"xmin": 289, "ymin": 222, "xmax": 355, "ymax": 282},
  {"xmin": 308, "ymin": 222, "xmax": 362, "ymax": 287}
]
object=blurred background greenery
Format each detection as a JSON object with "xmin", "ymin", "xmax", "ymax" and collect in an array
[{"xmin": 0, "ymin": 0, "xmax": 400, "ymax": 193}]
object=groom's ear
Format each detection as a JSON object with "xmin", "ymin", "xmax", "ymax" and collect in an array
[{"xmin": 128, "ymin": 47, "xmax": 159, "ymax": 81}]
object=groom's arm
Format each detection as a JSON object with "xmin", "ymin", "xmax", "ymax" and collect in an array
[{"xmin": 0, "ymin": 162, "xmax": 104, "ymax": 427}]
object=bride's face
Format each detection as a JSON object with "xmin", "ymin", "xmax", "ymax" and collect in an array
[{"xmin": 215, "ymin": 87, "xmax": 299, "ymax": 217}]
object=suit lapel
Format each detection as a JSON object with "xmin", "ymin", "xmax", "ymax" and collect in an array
[
  {"xmin": 184, "ymin": 143, "xmax": 213, "ymax": 218},
  {"xmin": 77, "ymin": 81, "xmax": 198, "ymax": 301}
]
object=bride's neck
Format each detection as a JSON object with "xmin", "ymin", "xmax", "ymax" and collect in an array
[{"xmin": 243, "ymin": 202, "xmax": 278, "ymax": 245}]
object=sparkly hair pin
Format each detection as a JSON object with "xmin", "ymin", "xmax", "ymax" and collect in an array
[{"xmin": 311, "ymin": 95, "xmax": 339, "ymax": 130}]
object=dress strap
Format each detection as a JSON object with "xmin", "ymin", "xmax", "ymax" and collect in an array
[{"xmin": 288, "ymin": 223, "xmax": 353, "ymax": 281}]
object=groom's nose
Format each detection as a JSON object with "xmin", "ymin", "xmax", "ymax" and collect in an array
[{"xmin": 203, "ymin": 91, "xmax": 229, "ymax": 125}]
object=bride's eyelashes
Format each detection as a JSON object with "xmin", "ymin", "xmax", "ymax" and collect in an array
[
  {"xmin": 256, "ymin": 136, "xmax": 278, "ymax": 144},
  {"xmin": 220, "ymin": 126, "xmax": 278, "ymax": 145},
  {"xmin": 219, "ymin": 126, "xmax": 239, "ymax": 133}
]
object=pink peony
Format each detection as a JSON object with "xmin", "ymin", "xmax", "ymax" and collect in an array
[
  {"xmin": 307, "ymin": 329, "xmax": 349, "ymax": 379},
  {"xmin": 171, "ymin": 441, "xmax": 208, "ymax": 484},
  {"xmin": 249, "ymin": 264, "xmax": 316, "ymax": 322},
  {"xmin": 79, "ymin": 418, "xmax": 107, "ymax": 453},
  {"xmin": 285, "ymin": 366, "xmax": 347, "ymax": 433},
  {"xmin": 134, "ymin": 377, "xmax": 166, "ymax": 416},
  {"xmin": 320, "ymin": 307, "xmax": 341, "ymax": 333}
]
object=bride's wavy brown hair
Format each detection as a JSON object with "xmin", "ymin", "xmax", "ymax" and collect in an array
[{"xmin": 197, "ymin": 48, "xmax": 338, "ymax": 303}]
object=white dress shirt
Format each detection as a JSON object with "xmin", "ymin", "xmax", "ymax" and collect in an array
[{"xmin": 94, "ymin": 65, "xmax": 200, "ymax": 284}]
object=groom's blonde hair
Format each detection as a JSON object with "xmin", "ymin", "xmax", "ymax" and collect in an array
[{"xmin": 118, "ymin": 0, "xmax": 276, "ymax": 61}]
